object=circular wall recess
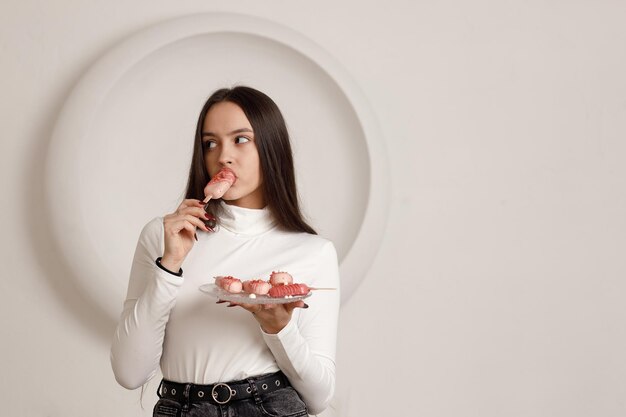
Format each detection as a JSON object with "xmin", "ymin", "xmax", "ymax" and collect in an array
[{"xmin": 45, "ymin": 12, "xmax": 389, "ymax": 322}]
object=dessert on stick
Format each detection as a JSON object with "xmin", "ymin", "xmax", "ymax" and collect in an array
[
  {"xmin": 201, "ymin": 167, "xmax": 236, "ymax": 231},
  {"xmin": 267, "ymin": 283, "xmax": 336, "ymax": 298},
  {"xmin": 203, "ymin": 167, "xmax": 236, "ymax": 203}
]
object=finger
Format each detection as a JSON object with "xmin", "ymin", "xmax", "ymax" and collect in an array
[
  {"xmin": 163, "ymin": 216, "xmax": 205, "ymax": 241},
  {"xmin": 164, "ymin": 216, "xmax": 192, "ymax": 234},
  {"xmin": 283, "ymin": 300, "xmax": 306, "ymax": 314},
  {"xmin": 173, "ymin": 205, "xmax": 209, "ymax": 219},
  {"xmin": 251, "ymin": 304, "xmax": 268, "ymax": 315},
  {"xmin": 181, "ymin": 222, "xmax": 197, "ymax": 239},
  {"xmin": 237, "ymin": 302, "xmax": 257, "ymax": 311},
  {"xmin": 174, "ymin": 219, "xmax": 198, "ymax": 237},
  {"xmin": 176, "ymin": 207, "xmax": 212, "ymax": 222},
  {"xmin": 181, "ymin": 214, "xmax": 210, "ymax": 232},
  {"xmin": 233, "ymin": 302, "xmax": 267, "ymax": 315},
  {"xmin": 174, "ymin": 209, "xmax": 214, "ymax": 232},
  {"xmin": 198, "ymin": 208, "xmax": 214, "ymax": 222},
  {"xmin": 176, "ymin": 198, "xmax": 198, "ymax": 211},
  {"xmin": 225, "ymin": 300, "xmax": 243, "ymax": 307},
  {"xmin": 173, "ymin": 199, "xmax": 205, "ymax": 216}
]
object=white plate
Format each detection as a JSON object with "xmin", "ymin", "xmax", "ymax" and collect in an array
[{"xmin": 199, "ymin": 283, "xmax": 312, "ymax": 305}]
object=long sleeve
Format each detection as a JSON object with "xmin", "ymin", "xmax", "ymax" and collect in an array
[
  {"xmin": 110, "ymin": 217, "xmax": 183, "ymax": 389},
  {"xmin": 260, "ymin": 241, "xmax": 341, "ymax": 415}
]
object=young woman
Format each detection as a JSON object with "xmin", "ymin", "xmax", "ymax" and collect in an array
[{"xmin": 110, "ymin": 86, "xmax": 340, "ymax": 417}]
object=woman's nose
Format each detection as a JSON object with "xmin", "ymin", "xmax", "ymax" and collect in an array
[{"xmin": 218, "ymin": 145, "xmax": 234, "ymax": 165}]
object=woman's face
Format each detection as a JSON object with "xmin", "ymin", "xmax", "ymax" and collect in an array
[{"xmin": 202, "ymin": 101, "xmax": 265, "ymax": 209}]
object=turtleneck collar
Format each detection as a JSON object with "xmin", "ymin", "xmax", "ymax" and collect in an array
[{"xmin": 217, "ymin": 200, "xmax": 277, "ymax": 237}]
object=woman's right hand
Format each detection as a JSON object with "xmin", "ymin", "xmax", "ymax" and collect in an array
[{"xmin": 161, "ymin": 199, "xmax": 210, "ymax": 272}]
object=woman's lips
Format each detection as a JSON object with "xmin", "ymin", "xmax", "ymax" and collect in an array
[{"xmin": 211, "ymin": 167, "xmax": 237, "ymax": 184}]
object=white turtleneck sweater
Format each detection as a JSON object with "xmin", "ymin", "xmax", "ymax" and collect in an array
[{"xmin": 110, "ymin": 201, "xmax": 340, "ymax": 415}]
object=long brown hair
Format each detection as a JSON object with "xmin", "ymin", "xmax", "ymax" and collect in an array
[{"xmin": 184, "ymin": 86, "xmax": 317, "ymax": 235}]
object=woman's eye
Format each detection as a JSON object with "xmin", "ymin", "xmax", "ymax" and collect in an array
[
  {"xmin": 235, "ymin": 136, "xmax": 250, "ymax": 144},
  {"xmin": 203, "ymin": 141, "xmax": 216, "ymax": 150}
]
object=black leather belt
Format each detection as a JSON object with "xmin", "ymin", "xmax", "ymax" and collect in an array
[{"xmin": 157, "ymin": 371, "xmax": 290, "ymax": 405}]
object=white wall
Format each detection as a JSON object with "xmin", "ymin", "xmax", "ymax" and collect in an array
[{"xmin": 2, "ymin": 1, "xmax": 625, "ymax": 416}]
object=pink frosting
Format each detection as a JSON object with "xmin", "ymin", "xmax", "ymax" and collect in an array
[
  {"xmin": 204, "ymin": 168, "xmax": 237, "ymax": 199},
  {"xmin": 269, "ymin": 271, "xmax": 293, "ymax": 286},
  {"xmin": 242, "ymin": 279, "xmax": 271, "ymax": 295},
  {"xmin": 215, "ymin": 276, "xmax": 242, "ymax": 293},
  {"xmin": 209, "ymin": 168, "xmax": 236, "ymax": 185}
]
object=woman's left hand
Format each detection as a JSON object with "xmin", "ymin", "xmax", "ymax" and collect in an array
[{"xmin": 221, "ymin": 300, "xmax": 308, "ymax": 334}]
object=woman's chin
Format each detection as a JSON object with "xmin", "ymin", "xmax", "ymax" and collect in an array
[
  {"xmin": 221, "ymin": 186, "xmax": 265, "ymax": 208},
  {"xmin": 221, "ymin": 191, "xmax": 243, "ymax": 204},
  {"xmin": 221, "ymin": 190, "xmax": 236, "ymax": 201}
]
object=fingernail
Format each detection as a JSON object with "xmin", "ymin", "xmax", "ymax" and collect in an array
[
  {"xmin": 216, "ymin": 300, "xmax": 226, "ymax": 304},
  {"xmin": 194, "ymin": 233, "xmax": 198, "ymax": 241},
  {"xmin": 204, "ymin": 218, "xmax": 217, "ymax": 231},
  {"xmin": 302, "ymin": 303, "xmax": 309, "ymax": 309}
]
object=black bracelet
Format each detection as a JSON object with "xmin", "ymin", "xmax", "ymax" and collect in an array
[{"xmin": 155, "ymin": 257, "xmax": 183, "ymax": 277}]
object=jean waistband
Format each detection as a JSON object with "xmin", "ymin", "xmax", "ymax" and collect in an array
[{"xmin": 157, "ymin": 371, "xmax": 290, "ymax": 405}]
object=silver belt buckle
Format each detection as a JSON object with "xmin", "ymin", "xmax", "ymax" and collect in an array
[{"xmin": 211, "ymin": 382, "xmax": 233, "ymax": 404}]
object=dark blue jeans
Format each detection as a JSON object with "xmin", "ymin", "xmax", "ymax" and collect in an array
[{"xmin": 153, "ymin": 374, "xmax": 309, "ymax": 417}]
